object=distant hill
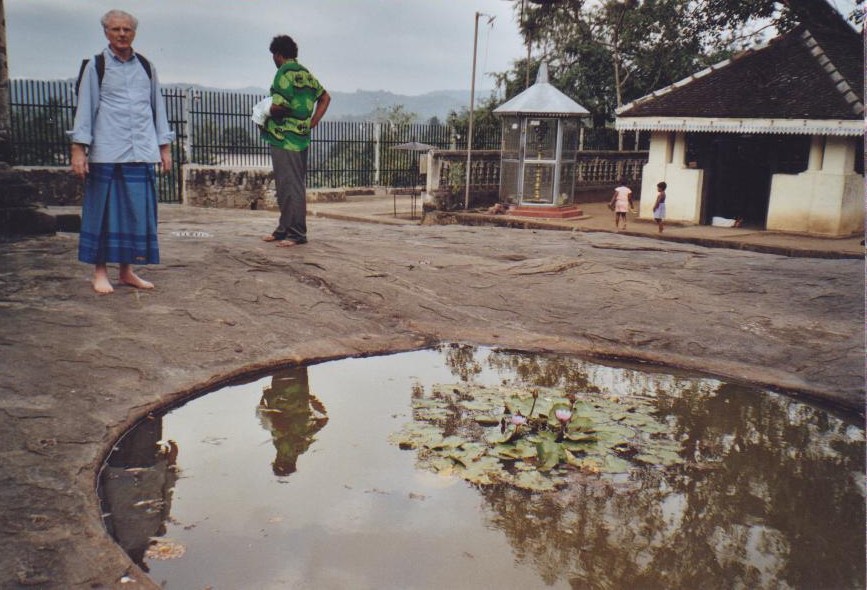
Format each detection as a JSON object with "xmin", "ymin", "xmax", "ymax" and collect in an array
[
  {"xmin": 54, "ymin": 76, "xmax": 472, "ymax": 121},
  {"xmin": 171, "ymin": 84, "xmax": 471, "ymax": 122},
  {"xmin": 326, "ymin": 89, "xmax": 470, "ymax": 122}
]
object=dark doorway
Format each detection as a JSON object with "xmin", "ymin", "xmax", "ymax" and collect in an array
[
  {"xmin": 703, "ymin": 135, "xmax": 772, "ymax": 227},
  {"xmin": 689, "ymin": 133, "xmax": 811, "ymax": 229}
]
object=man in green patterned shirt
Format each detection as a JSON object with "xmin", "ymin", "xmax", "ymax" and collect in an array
[{"xmin": 261, "ymin": 35, "xmax": 331, "ymax": 247}]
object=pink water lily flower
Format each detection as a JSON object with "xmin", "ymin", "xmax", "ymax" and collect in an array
[
  {"xmin": 555, "ymin": 408, "xmax": 572, "ymax": 425},
  {"xmin": 510, "ymin": 414, "xmax": 528, "ymax": 426}
]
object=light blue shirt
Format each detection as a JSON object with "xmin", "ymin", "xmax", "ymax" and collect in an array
[{"xmin": 69, "ymin": 47, "xmax": 175, "ymax": 163}]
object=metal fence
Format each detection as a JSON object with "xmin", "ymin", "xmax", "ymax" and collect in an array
[
  {"xmin": 9, "ymin": 79, "xmax": 185, "ymax": 202},
  {"xmin": 8, "ymin": 80, "xmax": 77, "ymax": 167},
  {"xmin": 185, "ymin": 90, "xmax": 502, "ymax": 189},
  {"xmin": 9, "ymin": 79, "xmax": 643, "ymax": 203}
]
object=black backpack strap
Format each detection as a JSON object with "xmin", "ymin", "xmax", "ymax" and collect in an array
[
  {"xmin": 77, "ymin": 52, "xmax": 149, "ymax": 94},
  {"xmin": 136, "ymin": 53, "xmax": 152, "ymax": 80},
  {"xmin": 75, "ymin": 58, "xmax": 90, "ymax": 96},
  {"xmin": 133, "ymin": 54, "xmax": 157, "ymax": 122},
  {"xmin": 75, "ymin": 54, "xmax": 106, "ymax": 95},
  {"xmin": 94, "ymin": 53, "xmax": 106, "ymax": 85}
]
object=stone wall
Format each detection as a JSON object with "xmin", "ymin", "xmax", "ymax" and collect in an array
[
  {"xmin": 5, "ymin": 164, "xmax": 394, "ymax": 212},
  {"xmin": 183, "ymin": 165, "xmax": 362, "ymax": 209},
  {"xmin": 10, "ymin": 166, "xmax": 83, "ymax": 206},
  {"xmin": 183, "ymin": 165, "xmax": 276, "ymax": 210},
  {"xmin": 12, "ymin": 165, "xmax": 279, "ymax": 210}
]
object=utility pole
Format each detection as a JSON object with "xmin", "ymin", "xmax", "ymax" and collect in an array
[
  {"xmin": 465, "ymin": 12, "xmax": 495, "ymax": 210},
  {"xmin": 521, "ymin": 0, "xmax": 531, "ymax": 88},
  {"xmin": 464, "ymin": 12, "xmax": 482, "ymax": 210}
]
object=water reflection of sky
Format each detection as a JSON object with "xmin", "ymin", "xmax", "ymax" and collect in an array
[{"xmin": 100, "ymin": 346, "xmax": 865, "ymax": 590}]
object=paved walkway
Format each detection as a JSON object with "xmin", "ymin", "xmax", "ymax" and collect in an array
[{"xmin": 308, "ymin": 191, "xmax": 864, "ymax": 259}]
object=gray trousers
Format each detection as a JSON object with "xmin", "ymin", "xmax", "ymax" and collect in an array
[{"xmin": 270, "ymin": 146, "xmax": 308, "ymax": 243}]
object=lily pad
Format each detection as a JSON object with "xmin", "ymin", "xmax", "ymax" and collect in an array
[
  {"xmin": 460, "ymin": 399, "xmax": 493, "ymax": 412},
  {"xmin": 567, "ymin": 416, "xmax": 595, "ymax": 432},
  {"xmin": 430, "ymin": 435, "xmax": 464, "ymax": 450},
  {"xmin": 391, "ymin": 381, "xmax": 683, "ymax": 490},
  {"xmin": 512, "ymin": 469, "xmax": 558, "ymax": 492},
  {"xmin": 474, "ymin": 415, "xmax": 500, "ymax": 427},
  {"xmin": 491, "ymin": 439, "xmax": 538, "ymax": 460},
  {"xmin": 461, "ymin": 456, "xmax": 508, "ymax": 485},
  {"xmin": 564, "ymin": 450, "xmax": 601, "ymax": 473},
  {"xmin": 535, "ymin": 438, "xmax": 562, "ymax": 472},
  {"xmin": 564, "ymin": 431, "xmax": 596, "ymax": 443},
  {"xmin": 636, "ymin": 448, "xmax": 683, "ymax": 466},
  {"xmin": 602, "ymin": 454, "xmax": 634, "ymax": 473},
  {"xmin": 388, "ymin": 422, "xmax": 443, "ymax": 450}
]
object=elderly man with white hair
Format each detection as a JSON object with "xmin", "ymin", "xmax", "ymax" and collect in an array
[{"xmin": 69, "ymin": 9, "xmax": 174, "ymax": 294}]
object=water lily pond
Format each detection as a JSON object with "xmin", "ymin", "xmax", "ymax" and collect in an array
[{"xmin": 99, "ymin": 345, "xmax": 865, "ymax": 589}]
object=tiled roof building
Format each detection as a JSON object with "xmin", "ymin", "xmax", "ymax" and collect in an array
[
  {"xmin": 615, "ymin": 6, "xmax": 863, "ymax": 236},
  {"xmin": 617, "ymin": 23, "xmax": 862, "ymax": 134}
]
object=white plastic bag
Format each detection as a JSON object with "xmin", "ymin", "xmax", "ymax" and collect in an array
[{"xmin": 251, "ymin": 96, "xmax": 272, "ymax": 126}]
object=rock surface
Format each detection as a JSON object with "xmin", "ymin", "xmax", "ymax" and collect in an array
[{"xmin": 0, "ymin": 205, "xmax": 863, "ymax": 588}]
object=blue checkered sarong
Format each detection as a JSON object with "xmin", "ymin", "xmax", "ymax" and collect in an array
[{"xmin": 78, "ymin": 163, "xmax": 159, "ymax": 265}]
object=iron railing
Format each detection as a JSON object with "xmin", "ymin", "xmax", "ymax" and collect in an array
[
  {"xmin": 185, "ymin": 91, "xmax": 502, "ymax": 189},
  {"xmin": 9, "ymin": 79, "xmax": 185, "ymax": 202},
  {"xmin": 9, "ymin": 79, "xmax": 645, "ymax": 204},
  {"xmin": 8, "ymin": 80, "xmax": 76, "ymax": 167}
]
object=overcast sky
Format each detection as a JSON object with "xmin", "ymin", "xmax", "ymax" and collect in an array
[
  {"xmin": 6, "ymin": 0, "xmax": 859, "ymax": 96},
  {"xmin": 5, "ymin": 0, "xmax": 525, "ymax": 96}
]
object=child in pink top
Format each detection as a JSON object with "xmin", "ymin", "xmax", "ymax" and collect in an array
[{"xmin": 609, "ymin": 180, "xmax": 633, "ymax": 231}]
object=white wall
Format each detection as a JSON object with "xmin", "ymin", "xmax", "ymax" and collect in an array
[
  {"xmin": 638, "ymin": 132, "xmax": 703, "ymax": 222},
  {"xmin": 767, "ymin": 136, "xmax": 864, "ymax": 236},
  {"xmin": 640, "ymin": 131, "xmax": 863, "ymax": 237}
]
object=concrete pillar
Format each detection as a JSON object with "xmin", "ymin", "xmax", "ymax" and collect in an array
[
  {"xmin": 807, "ymin": 135, "xmax": 825, "ymax": 171},
  {"xmin": 821, "ymin": 136, "xmax": 855, "ymax": 174}
]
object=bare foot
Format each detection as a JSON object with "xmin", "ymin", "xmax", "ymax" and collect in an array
[
  {"xmin": 275, "ymin": 240, "xmax": 303, "ymax": 248},
  {"xmin": 92, "ymin": 274, "xmax": 114, "ymax": 294},
  {"xmin": 119, "ymin": 271, "xmax": 154, "ymax": 290},
  {"xmin": 262, "ymin": 234, "xmax": 283, "ymax": 242}
]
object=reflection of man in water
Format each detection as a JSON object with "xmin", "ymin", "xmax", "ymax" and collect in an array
[
  {"xmin": 257, "ymin": 366, "xmax": 328, "ymax": 476},
  {"xmin": 100, "ymin": 416, "xmax": 178, "ymax": 570}
]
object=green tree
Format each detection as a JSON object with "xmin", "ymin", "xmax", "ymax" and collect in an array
[
  {"xmin": 504, "ymin": 0, "xmax": 860, "ymax": 129},
  {"xmin": 446, "ymin": 93, "xmax": 502, "ymax": 150}
]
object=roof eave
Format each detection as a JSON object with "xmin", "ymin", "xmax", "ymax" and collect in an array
[
  {"xmin": 615, "ymin": 116, "xmax": 864, "ymax": 136},
  {"xmin": 494, "ymin": 109, "xmax": 591, "ymax": 117}
]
